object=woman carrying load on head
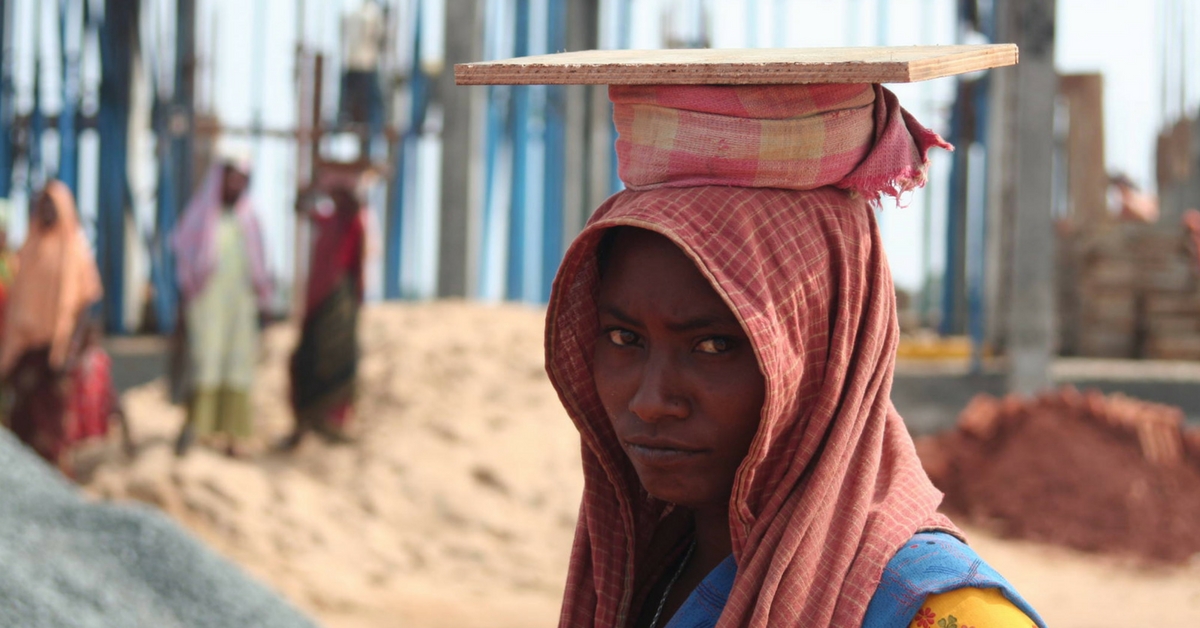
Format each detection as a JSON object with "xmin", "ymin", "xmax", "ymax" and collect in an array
[
  {"xmin": 0, "ymin": 180, "xmax": 102, "ymax": 473},
  {"xmin": 171, "ymin": 147, "xmax": 272, "ymax": 458},
  {"xmin": 279, "ymin": 169, "xmax": 368, "ymax": 451},
  {"xmin": 543, "ymin": 82, "xmax": 1046, "ymax": 627}
]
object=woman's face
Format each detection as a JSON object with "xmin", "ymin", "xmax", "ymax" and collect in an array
[
  {"xmin": 593, "ymin": 228, "xmax": 766, "ymax": 512},
  {"xmin": 34, "ymin": 192, "xmax": 58, "ymax": 228},
  {"xmin": 221, "ymin": 166, "xmax": 250, "ymax": 207}
]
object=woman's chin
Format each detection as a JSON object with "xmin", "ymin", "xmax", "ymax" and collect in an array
[{"xmin": 634, "ymin": 472, "xmax": 714, "ymax": 510}]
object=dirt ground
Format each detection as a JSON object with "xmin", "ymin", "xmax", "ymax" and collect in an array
[{"xmin": 82, "ymin": 302, "xmax": 1200, "ymax": 628}]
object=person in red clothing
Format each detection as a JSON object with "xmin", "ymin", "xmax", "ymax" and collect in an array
[
  {"xmin": 2, "ymin": 181, "xmax": 101, "ymax": 473},
  {"xmin": 280, "ymin": 173, "xmax": 368, "ymax": 450},
  {"xmin": 64, "ymin": 321, "xmax": 133, "ymax": 461}
]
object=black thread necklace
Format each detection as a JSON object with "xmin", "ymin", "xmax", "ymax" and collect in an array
[{"xmin": 648, "ymin": 540, "xmax": 697, "ymax": 628}]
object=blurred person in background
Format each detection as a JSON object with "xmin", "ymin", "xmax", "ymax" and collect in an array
[
  {"xmin": 280, "ymin": 169, "xmax": 368, "ymax": 451},
  {"xmin": 0, "ymin": 181, "xmax": 102, "ymax": 473},
  {"xmin": 339, "ymin": 0, "xmax": 386, "ymax": 130},
  {"xmin": 1107, "ymin": 173, "xmax": 1160, "ymax": 223},
  {"xmin": 1185, "ymin": 209, "xmax": 1200, "ymax": 269},
  {"xmin": 65, "ymin": 320, "xmax": 133, "ymax": 459},
  {"xmin": 171, "ymin": 148, "xmax": 272, "ymax": 458}
]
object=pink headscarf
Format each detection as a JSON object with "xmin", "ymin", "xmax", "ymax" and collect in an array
[
  {"xmin": 612, "ymin": 83, "xmax": 950, "ymax": 201},
  {"xmin": 171, "ymin": 161, "xmax": 272, "ymax": 308}
]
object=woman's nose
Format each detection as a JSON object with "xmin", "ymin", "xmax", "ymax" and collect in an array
[{"xmin": 628, "ymin": 350, "xmax": 689, "ymax": 423}]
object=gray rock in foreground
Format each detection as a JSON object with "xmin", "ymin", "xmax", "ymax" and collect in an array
[{"xmin": 0, "ymin": 430, "xmax": 320, "ymax": 628}]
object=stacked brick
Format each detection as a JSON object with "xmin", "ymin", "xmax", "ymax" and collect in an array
[
  {"xmin": 1061, "ymin": 222, "xmax": 1200, "ymax": 359},
  {"xmin": 955, "ymin": 387, "xmax": 1195, "ymax": 467},
  {"xmin": 916, "ymin": 387, "xmax": 1200, "ymax": 562}
]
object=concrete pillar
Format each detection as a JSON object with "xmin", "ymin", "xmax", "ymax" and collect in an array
[
  {"xmin": 437, "ymin": 0, "xmax": 486, "ymax": 298},
  {"xmin": 1006, "ymin": 0, "xmax": 1058, "ymax": 395},
  {"xmin": 983, "ymin": 43, "xmax": 1016, "ymax": 353}
]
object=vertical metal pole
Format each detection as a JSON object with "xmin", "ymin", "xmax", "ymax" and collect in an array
[
  {"xmin": 151, "ymin": 0, "xmax": 194, "ymax": 334},
  {"xmin": 540, "ymin": 0, "xmax": 566, "ymax": 303},
  {"xmin": 97, "ymin": 0, "xmax": 136, "ymax": 332},
  {"xmin": 504, "ymin": 0, "xmax": 531, "ymax": 301},
  {"xmin": 939, "ymin": 85, "xmax": 966, "ymax": 336},
  {"xmin": 966, "ymin": 142, "xmax": 987, "ymax": 373},
  {"xmin": 173, "ymin": 0, "xmax": 194, "ymax": 210},
  {"xmin": 58, "ymin": 0, "xmax": 81, "ymax": 194},
  {"xmin": 392, "ymin": 4, "xmax": 428, "ymax": 299},
  {"xmin": 29, "ymin": 0, "xmax": 43, "ymax": 187},
  {"xmin": 1007, "ymin": 0, "xmax": 1057, "ymax": 394},
  {"xmin": 292, "ymin": 0, "xmax": 310, "ymax": 320},
  {"xmin": 0, "ymin": 0, "xmax": 13, "ymax": 199}
]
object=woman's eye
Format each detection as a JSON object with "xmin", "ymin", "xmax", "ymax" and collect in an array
[
  {"xmin": 607, "ymin": 329, "xmax": 639, "ymax": 346},
  {"xmin": 696, "ymin": 337, "xmax": 733, "ymax": 354}
]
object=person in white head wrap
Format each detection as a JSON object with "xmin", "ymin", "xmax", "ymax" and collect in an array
[{"xmin": 170, "ymin": 141, "xmax": 272, "ymax": 457}]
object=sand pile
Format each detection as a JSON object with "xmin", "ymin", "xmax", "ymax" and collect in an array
[
  {"xmin": 85, "ymin": 302, "xmax": 582, "ymax": 627},
  {"xmin": 918, "ymin": 387, "xmax": 1200, "ymax": 563}
]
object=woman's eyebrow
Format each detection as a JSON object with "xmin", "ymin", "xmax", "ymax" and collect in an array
[
  {"xmin": 602, "ymin": 303, "xmax": 737, "ymax": 332},
  {"xmin": 665, "ymin": 315, "xmax": 738, "ymax": 333},
  {"xmin": 598, "ymin": 304, "xmax": 640, "ymax": 327}
]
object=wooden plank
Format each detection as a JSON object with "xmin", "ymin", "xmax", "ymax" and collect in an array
[{"xmin": 455, "ymin": 45, "xmax": 1017, "ymax": 85}]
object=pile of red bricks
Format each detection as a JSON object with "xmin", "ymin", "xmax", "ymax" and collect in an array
[{"xmin": 917, "ymin": 387, "xmax": 1200, "ymax": 562}]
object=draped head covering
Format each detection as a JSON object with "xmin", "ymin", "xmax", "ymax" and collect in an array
[
  {"xmin": 612, "ymin": 83, "xmax": 949, "ymax": 199},
  {"xmin": 171, "ymin": 156, "xmax": 272, "ymax": 309},
  {"xmin": 0, "ymin": 180, "xmax": 102, "ymax": 376},
  {"xmin": 546, "ymin": 83, "xmax": 954, "ymax": 627}
]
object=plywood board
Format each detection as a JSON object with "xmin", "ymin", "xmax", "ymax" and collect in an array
[{"xmin": 455, "ymin": 45, "xmax": 1018, "ymax": 86}]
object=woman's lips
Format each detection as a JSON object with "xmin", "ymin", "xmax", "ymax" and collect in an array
[{"xmin": 622, "ymin": 440, "xmax": 706, "ymax": 464}]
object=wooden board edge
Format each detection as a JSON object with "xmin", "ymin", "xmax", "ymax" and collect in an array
[
  {"xmin": 454, "ymin": 44, "xmax": 1021, "ymax": 86},
  {"xmin": 905, "ymin": 43, "xmax": 1019, "ymax": 82},
  {"xmin": 456, "ymin": 62, "xmax": 918, "ymax": 85}
]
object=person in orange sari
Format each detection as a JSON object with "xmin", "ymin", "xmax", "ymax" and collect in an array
[
  {"xmin": 0, "ymin": 181, "xmax": 102, "ymax": 472},
  {"xmin": 280, "ymin": 176, "xmax": 367, "ymax": 450}
]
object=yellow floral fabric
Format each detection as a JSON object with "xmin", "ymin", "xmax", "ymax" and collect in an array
[{"xmin": 909, "ymin": 587, "xmax": 1036, "ymax": 628}]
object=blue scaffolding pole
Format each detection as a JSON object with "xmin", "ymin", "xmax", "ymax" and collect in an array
[
  {"xmin": 504, "ymin": 0, "xmax": 530, "ymax": 301},
  {"xmin": 150, "ymin": 0, "xmax": 195, "ymax": 333},
  {"xmin": 387, "ymin": 1, "xmax": 429, "ymax": 299},
  {"xmin": 96, "ymin": 0, "xmax": 136, "ymax": 332},
  {"xmin": 58, "ymin": 0, "xmax": 81, "ymax": 194}
]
